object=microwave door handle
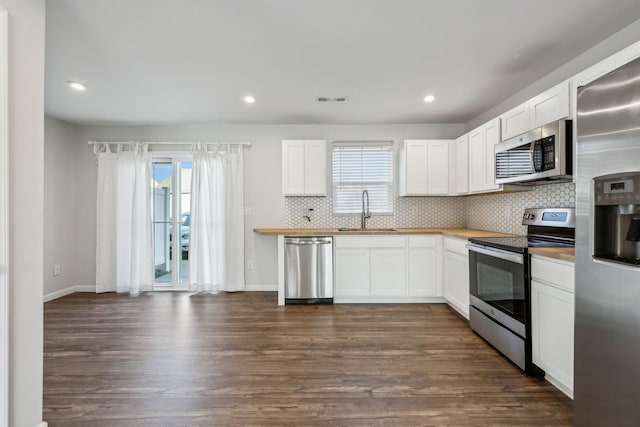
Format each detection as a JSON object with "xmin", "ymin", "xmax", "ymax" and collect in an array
[{"xmin": 531, "ymin": 140, "xmax": 542, "ymax": 172}]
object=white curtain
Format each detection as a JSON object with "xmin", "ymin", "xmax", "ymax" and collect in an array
[
  {"xmin": 189, "ymin": 144, "xmax": 245, "ymax": 292},
  {"xmin": 96, "ymin": 143, "xmax": 153, "ymax": 295}
]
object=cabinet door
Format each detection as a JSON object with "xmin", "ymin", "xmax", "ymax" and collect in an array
[
  {"xmin": 282, "ymin": 140, "xmax": 306, "ymax": 195},
  {"xmin": 468, "ymin": 128, "xmax": 484, "ymax": 193},
  {"xmin": 443, "ymin": 249, "xmax": 469, "ymax": 318},
  {"xmin": 370, "ymin": 249, "xmax": 406, "ymax": 296},
  {"xmin": 408, "ymin": 248, "xmax": 438, "ymax": 296},
  {"xmin": 334, "ymin": 249, "xmax": 370, "ymax": 296},
  {"xmin": 501, "ymin": 102, "xmax": 531, "ymax": 141},
  {"xmin": 455, "ymin": 135, "xmax": 469, "ymax": 194},
  {"xmin": 531, "ymin": 279, "xmax": 574, "ymax": 397},
  {"xmin": 404, "ymin": 140, "xmax": 429, "ymax": 195},
  {"xmin": 483, "ymin": 119, "xmax": 501, "ymax": 191},
  {"xmin": 427, "ymin": 140, "xmax": 450, "ymax": 195},
  {"xmin": 530, "ymin": 81, "xmax": 570, "ymax": 128},
  {"xmin": 304, "ymin": 140, "xmax": 327, "ymax": 195}
]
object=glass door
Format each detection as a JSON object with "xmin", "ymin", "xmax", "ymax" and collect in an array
[{"xmin": 152, "ymin": 158, "xmax": 192, "ymax": 288}]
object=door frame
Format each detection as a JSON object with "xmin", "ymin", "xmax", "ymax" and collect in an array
[
  {"xmin": 151, "ymin": 154, "xmax": 192, "ymax": 290},
  {"xmin": 0, "ymin": 7, "xmax": 9, "ymax": 427}
]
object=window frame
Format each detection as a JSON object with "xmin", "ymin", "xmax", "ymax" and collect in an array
[{"xmin": 331, "ymin": 141, "xmax": 395, "ymax": 216}]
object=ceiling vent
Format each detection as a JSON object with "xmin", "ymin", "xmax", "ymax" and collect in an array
[{"xmin": 316, "ymin": 96, "xmax": 348, "ymax": 103}]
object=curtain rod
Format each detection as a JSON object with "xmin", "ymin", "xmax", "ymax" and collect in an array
[{"xmin": 87, "ymin": 140, "xmax": 252, "ymax": 147}]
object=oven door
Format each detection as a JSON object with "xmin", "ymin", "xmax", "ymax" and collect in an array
[{"xmin": 467, "ymin": 243, "xmax": 527, "ymax": 338}]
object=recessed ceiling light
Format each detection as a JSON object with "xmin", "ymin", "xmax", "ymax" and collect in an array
[
  {"xmin": 244, "ymin": 95, "xmax": 256, "ymax": 104},
  {"xmin": 423, "ymin": 94, "xmax": 436, "ymax": 103},
  {"xmin": 67, "ymin": 81, "xmax": 87, "ymax": 91}
]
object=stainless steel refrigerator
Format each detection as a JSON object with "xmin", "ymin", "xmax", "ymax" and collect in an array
[{"xmin": 575, "ymin": 56, "xmax": 640, "ymax": 426}]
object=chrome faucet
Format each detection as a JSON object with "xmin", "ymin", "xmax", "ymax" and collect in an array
[{"xmin": 361, "ymin": 189, "xmax": 371, "ymax": 229}]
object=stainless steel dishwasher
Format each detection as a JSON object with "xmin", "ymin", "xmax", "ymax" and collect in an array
[{"xmin": 284, "ymin": 236, "xmax": 333, "ymax": 304}]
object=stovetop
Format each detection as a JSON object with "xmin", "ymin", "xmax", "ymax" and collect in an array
[
  {"xmin": 468, "ymin": 235, "xmax": 575, "ymax": 254},
  {"xmin": 469, "ymin": 208, "xmax": 576, "ymax": 254}
]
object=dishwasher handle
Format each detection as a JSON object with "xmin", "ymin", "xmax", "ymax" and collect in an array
[{"xmin": 285, "ymin": 237, "xmax": 332, "ymax": 245}]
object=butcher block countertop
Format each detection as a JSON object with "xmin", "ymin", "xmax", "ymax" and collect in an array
[
  {"xmin": 529, "ymin": 247, "xmax": 575, "ymax": 263},
  {"xmin": 253, "ymin": 227, "xmax": 514, "ymax": 240},
  {"xmin": 254, "ymin": 227, "xmax": 574, "ymax": 262}
]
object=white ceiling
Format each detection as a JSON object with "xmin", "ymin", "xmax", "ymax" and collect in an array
[{"xmin": 45, "ymin": 0, "xmax": 640, "ymax": 126}]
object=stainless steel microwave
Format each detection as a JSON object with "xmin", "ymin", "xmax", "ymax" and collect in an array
[{"xmin": 495, "ymin": 119, "xmax": 572, "ymax": 185}]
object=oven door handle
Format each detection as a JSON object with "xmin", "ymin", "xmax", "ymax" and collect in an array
[{"xmin": 465, "ymin": 243, "xmax": 525, "ymax": 265}]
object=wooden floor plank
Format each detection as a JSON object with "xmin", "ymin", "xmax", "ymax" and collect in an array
[{"xmin": 43, "ymin": 292, "xmax": 572, "ymax": 426}]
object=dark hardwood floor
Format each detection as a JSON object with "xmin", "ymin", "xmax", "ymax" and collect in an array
[{"xmin": 44, "ymin": 292, "xmax": 572, "ymax": 426}]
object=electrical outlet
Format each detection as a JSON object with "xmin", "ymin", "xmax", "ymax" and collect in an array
[
  {"xmin": 247, "ymin": 260, "xmax": 255, "ymax": 270},
  {"xmin": 53, "ymin": 264, "xmax": 61, "ymax": 276},
  {"xmin": 244, "ymin": 206, "xmax": 252, "ymax": 216}
]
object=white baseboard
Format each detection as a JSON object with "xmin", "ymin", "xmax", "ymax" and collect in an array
[
  {"xmin": 544, "ymin": 373, "xmax": 573, "ymax": 399},
  {"xmin": 244, "ymin": 284, "xmax": 277, "ymax": 291},
  {"xmin": 44, "ymin": 285, "xmax": 96, "ymax": 302},
  {"xmin": 36, "ymin": 421, "xmax": 48, "ymax": 427},
  {"xmin": 43, "ymin": 286, "xmax": 76, "ymax": 303},
  {"xmin": 334, "ymin": 296, "xmax": 447, "ymax": 304},
  {"xmin": 45, "ymin": 284, "xmax": 274, "ymax": 302}
]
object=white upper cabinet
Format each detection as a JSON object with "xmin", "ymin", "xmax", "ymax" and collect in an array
[
  {"xmin": 483, "ymin": 119, "xmax": 501, "ymax": 192},
  {"xmin": 399, "ymin": 139, "xmax": 451, "ymax": 196},
  {"xmin": 468, "ymin": 128, "xmax": 484, "ymax": 193},
  {"xmin": 304, "ymin": 140, "xmax": 327, "ymax": 195},
  {"xmin": 468, "ymin": 118, "xmax": 501, "ymax": 193},
  {"xmin": 501, "ymin": 102, "xmax": 531, "ymax": 141},
  {"xmin": 282, "ymin": 140, "xmax": 327, "ymax": 196},
  {"xmin": 427, "ymin": 140, "xmax": 450, "ymax": 195},
  {"xmin": 530, "ymin": 81, "xmax": 570, "ymax": 129},
  {"xmin": 500, "ymin": 81, "xmax": 570, "ymax": 141},
  {"xmin": 454, "ymin": 134, "xmax": 469, "ymax": 194}
]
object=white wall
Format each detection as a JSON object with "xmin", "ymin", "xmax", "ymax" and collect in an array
[
  {"xmin": 466, "ymin": 17, "xmax": 640, "ymax": 130},
  {"xmin": 68, "ymin": 123, "xmax": 464, "ymax": 290},
  {"xmin": 5, "ymin": 0, "xmax": 45, "ymax": 426},
  {"xmin": 44, "ymin": 117, "xmax": 80, "ymax": 299}
]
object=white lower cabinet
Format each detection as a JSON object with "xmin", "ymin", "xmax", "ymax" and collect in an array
[
  {"xmin": 530, "ymin": 255, "xmax": 575, "ymax": 398},
  {"xmin": 443, "ymin": 237, "xmax": 470, "ymax": 318},
  {"xmin": 408, "ymin": 236, "xmax": 441, "ymax": 297},
  {"xmin": 334, "ymin": 235, "xmax": 442, "ymax": 302},
  {"xmin": 334, "ymin": 249, "xmax": 370, "ymax": 296},
  {"xmin": 371, "ymin": 249, "xmax": 406, "ymax": 296}
]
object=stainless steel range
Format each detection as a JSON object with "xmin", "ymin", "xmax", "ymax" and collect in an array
[{"xmin": 466, "ymin": 207, "xmax": 575, "ymax": 374}]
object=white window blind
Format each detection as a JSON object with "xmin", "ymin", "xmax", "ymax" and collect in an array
[{"xmin": 332, "ymin": 142, "xmax": 394, "ymax": 214}]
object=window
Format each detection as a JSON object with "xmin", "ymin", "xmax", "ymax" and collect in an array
[{"xmin": 332, "ymin": 142, "xmax": 394, "ymax": 214}]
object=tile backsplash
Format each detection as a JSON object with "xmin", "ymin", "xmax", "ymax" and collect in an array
[
  {"xmin": 285, "ymin": 196, "xmax": 467, "ymax": 229},
  {"xmin": 285, "ymin": 182, "xmax": 576, "ymax": 235},
  {"xmin": 465, "ymin": 182, "xmax": 576, "ymax": 235}
]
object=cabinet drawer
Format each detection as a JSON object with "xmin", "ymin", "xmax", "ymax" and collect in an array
[
  {"xmin": 409, "ymin": 235, "xmax": 438, "ymax": 248},
  {"xmin": 531, "ymin": 256, "xmax": 574, "ymax": 292},
  {"xmin": 444, "ymin": 237, "xmax": 468, "ymax": 254},
  {"xmin": 335, "ymin": 235, "xmax": 406, "ymax": 248}
]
